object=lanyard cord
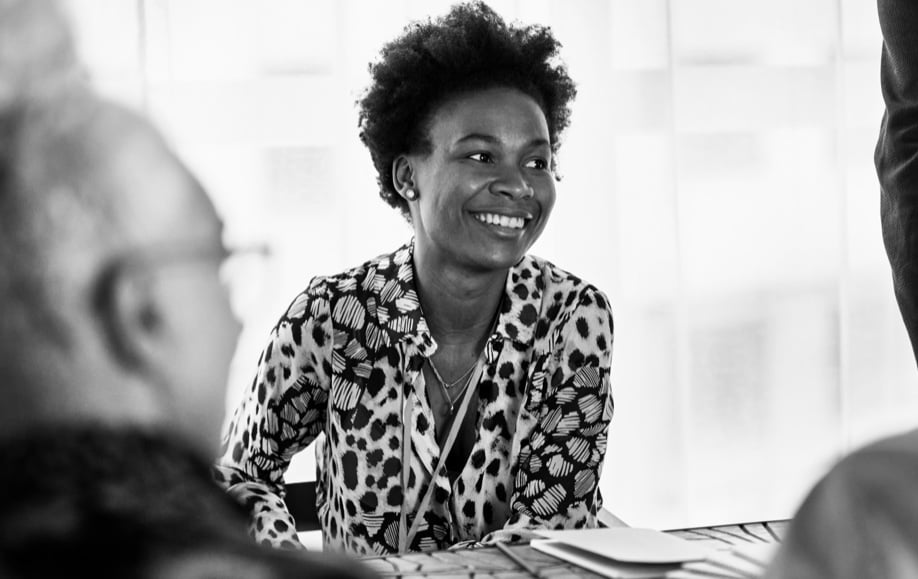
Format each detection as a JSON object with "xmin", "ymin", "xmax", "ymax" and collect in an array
[
  {"xmin": 399, "ymin": 394, "xmax": 411, "ymax": 552},
  {"xmin": 398, "ymin": 358, "xmax": 485, "ymax": 553}
]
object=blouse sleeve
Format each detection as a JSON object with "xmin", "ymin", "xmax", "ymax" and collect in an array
[
  {"xmin": 213, "ymin": 278, "xmax": 334, "ymax": 549},
  {"xmin": 480, "ymin": 287, "xmax": 615, "ymax": 545}
]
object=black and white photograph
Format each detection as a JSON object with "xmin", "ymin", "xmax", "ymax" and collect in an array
[{"xmin": 0, "ymin": 1, "xmax": 910, "ymax": 578}]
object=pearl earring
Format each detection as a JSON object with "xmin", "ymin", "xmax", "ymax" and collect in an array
[{"xmin": 405, "ymin": 188, "xmax": 418, "ymax": 201}]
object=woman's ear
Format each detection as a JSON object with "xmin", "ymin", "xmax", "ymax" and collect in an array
[{"xmin": 392, "ymin": 155, "xmax": 418, "ymax": 201}]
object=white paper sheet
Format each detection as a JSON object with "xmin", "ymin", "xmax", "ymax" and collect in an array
[
  {"xmin": 532, "ymin": 539, "xmax": 681, "ymax": 579},
  {"xmin": 534, "ymin": 528, "xmax": 714, "ymax": 564}
]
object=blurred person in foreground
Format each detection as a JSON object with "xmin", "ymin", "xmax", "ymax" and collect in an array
[
  {"xmin": 0, "ymin": 3, "xmax": 372, "ymax": 578},
  {"xmin": 216, "ymin": 0, "xmax": 614, "ymax": 556},
  {"xmin": 764, "ymin": 0, "xmax": 918, "ymax": 577}
]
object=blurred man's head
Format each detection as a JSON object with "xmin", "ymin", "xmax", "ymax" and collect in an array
[
  {"xmin": 0, "ymin": 0, "xmax": 80, "ymax": 110},
  {"xmin": 0, "ymin": 91, "xmax": 241, "ymax": 456}
]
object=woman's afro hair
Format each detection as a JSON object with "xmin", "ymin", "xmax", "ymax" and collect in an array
[{"xmin": 357, "ymin": 1, "xmax": 577, "ymax": 218}]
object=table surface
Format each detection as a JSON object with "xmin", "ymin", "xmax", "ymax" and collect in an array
[{"xmin": 360, "ymin": 521, "xmax": 789, "ymax": 579}]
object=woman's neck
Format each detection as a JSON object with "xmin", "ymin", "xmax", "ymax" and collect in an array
[{"xmin": 412, "ymin": 251, "xmax": 505, "ymax": 349}]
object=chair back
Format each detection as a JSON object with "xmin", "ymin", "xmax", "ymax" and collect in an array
[{"xmin": 284, "ymin": 481, "xmax": 321, "ymax": 532}]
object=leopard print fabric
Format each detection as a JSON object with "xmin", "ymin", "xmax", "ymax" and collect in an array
[{"xmin": 215, "ymin": 242, "xmax": 614, "ymax": 555}]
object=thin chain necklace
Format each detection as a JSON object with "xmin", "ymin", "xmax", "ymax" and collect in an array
[
  {"xmin": 427, "ymin": 301, "xmax": 501, "ymax": 413},
  {"xmin": 428, "ymin": 357, "xmax": 478, "ymax": 413},
  {"xmin": 428, "ymin": 357, "xmax": 477, "ymax": 390}
]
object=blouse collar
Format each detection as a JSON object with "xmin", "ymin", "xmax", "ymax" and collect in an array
[{"xmin": 373, "ymin": 241, "xmax": 543, "ymax": 352}]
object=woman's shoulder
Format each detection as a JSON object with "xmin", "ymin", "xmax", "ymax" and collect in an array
[
  {"xmin": 281, "ymin": 244, "xmax": 412, "ymax": 321},
  {"xmin": 503, "ymin": 255, "xmax": 612, "ymax": 347},
  {"xmin": 515, "ymin": 254, "xmax": 612, "ymax": 315}
]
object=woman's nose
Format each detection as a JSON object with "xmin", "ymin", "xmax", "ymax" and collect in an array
[{"xmin": 490, "ymin": 166, "xmax": 533, "ymax": 199}]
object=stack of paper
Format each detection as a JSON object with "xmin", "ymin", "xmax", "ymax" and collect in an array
[
  {"xmin": 531, "ymin": 528, "xmax": 716, "ymax": 579},
  {"xmin": 665, "ymin": 543, "xmax": 777, "ymax": 579}
]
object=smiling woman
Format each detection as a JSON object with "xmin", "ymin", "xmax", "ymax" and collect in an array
[
  {"xmin": 214, "ymin": 1, "xmax": 615, "ymax": 557},
  {"xmin": 397, "ymin": 87, "xmax": 555, "ymax": 274}
]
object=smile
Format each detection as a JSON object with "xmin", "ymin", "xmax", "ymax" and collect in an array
[{"xmin": 473, "ymin": 212, "xmax": 528, "ymax": 230}]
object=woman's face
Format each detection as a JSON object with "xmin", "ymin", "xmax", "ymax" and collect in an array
[{"xmin": 405, "ymin": 87, "xmax": 556, "ymax": 273}]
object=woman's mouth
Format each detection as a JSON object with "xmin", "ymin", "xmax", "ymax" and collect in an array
[{"xmin": 473, "ymin": 212, "xmax": 528, "ymax": 230}]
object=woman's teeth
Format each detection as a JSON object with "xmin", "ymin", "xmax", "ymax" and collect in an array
[{"xmin": 474, "ymin": 213, "xmax": 526, "ymax": 229}]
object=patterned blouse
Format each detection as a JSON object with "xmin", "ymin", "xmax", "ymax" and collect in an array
[{"xmin": 215, "ymin": 242, "xmax": 614, "ymax": 555}]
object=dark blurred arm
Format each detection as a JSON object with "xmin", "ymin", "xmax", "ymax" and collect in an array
[{"xmin": 877, "ymin": 0, "xmax": 918, "ymax": 365}]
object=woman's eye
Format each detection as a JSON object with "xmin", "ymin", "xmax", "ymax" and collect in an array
[
  {"xmin": 525, "ymin": 158, "xmax": 549, "ymax": 171},
  {"xmin": 467, "ymin": 152, "xmax": 493, "ymax": 163}
]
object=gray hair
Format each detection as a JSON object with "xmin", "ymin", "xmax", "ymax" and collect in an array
[{"xmin": 0, "ymin": 92, "xmax": 136, "ymax": 356}]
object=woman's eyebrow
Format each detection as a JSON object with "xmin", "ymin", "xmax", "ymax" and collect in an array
[
  {"xmin": 455, "ymin": 133, "xmax": 551, "ymax": 149},
  {"xmin": 455, "ymin": 133, "xmax": 501, "ymax": 145}
]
